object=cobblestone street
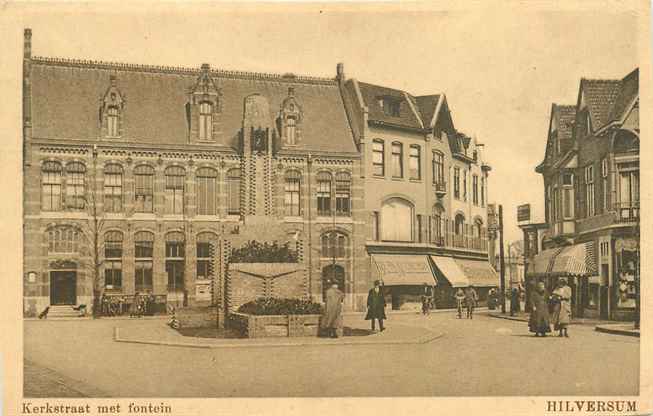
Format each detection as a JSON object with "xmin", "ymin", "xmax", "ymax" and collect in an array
[{"xmin": 24, "ymin": 311, "xmax": 639, "ymax": 397}]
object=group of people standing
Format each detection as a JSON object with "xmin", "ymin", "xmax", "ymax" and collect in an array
[
  {"xmin": 529, "ymin": 278, "xmax": 572, "ymax": 337},
  {"xmin": 455, "ymin": 286, "xmax": 479, "ymax": 319},
  {"xmin": 321, "ymin": 279, "xmax": 387, "ymax": 338}
]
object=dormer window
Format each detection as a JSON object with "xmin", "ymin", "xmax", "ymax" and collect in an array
[
  {"xmin": 101, "ymin": 75, "xmax": 124, "ymax": 139},
  {"xmin": 199, "ymin": 102, "xmax": 213, "ymax": 141},
  {"xmin": 107, "ymin": 106, "xmax": 119, "ymax": 137},
  {"xmin": 279, "ymin": 87, "xmax": 303, "ymax": 146},
  {"xmin": 379, "ymin": 97, "xmax": 400, "ymax": 117}
]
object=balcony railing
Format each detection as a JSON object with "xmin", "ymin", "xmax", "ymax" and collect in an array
[
  {"xmin": 428, "ymin": 218, "xmax": 489, "ymax": 252},
  {"xmin": 434, "ymin": 181, "xmax": 447, "ymax": 197},
  {"xmin": 615, "ymin": 202, "xmax": 639, "ymax": 223}
]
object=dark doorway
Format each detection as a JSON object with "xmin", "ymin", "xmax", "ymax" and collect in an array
[
  {"xmin": 50, "ymin": 271, "xmax": 76, "ymax": 305},
  {"xmin": 600, "ymin": 286, "xmax": 609, "ymax": 320},
  {"xmin": 322, "ymin": 264, "xmax": 345, "ymax": 300}
]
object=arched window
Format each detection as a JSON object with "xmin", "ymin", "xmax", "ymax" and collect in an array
[
  {"xmin": 107, "ymin": 106, "xmax": 119, "ymax": 137},
  {"xmin": 197, "ymin": 232, "xmax": 218, "ymax": 282},
  {"xmin": 47, "ymin": 226, "xmax": 79, "ymax": 254},
  {"xmin": 42, "ymin": 161, "xmax": 63, "ymax": 211},
  {"xmin": 104, "ymin": 164, "xmax": 123, "ymax": 213},
  {"xmin": 316, "ymin": 172, "xmax": 332, "ymax": 216},
  {"xmin": 284, "ymin": 170, "xmax": 301, "ymax": 217},
  {"xmin": 165, "ymin": 166, "xmax": 185, "ymax": 215},
  {"xmin": 432, "ymin": 204, "xmax": 444, "ymax": 245},
  {"xmin": 166, "ymin": 231, "xmax": 185, "ymax": 291},
  {"xmin": 199, "ymin": 102, "xmax": 213, "ymax": 141},
  {"xmin": 381, "ymin": 197, "xmax": 413, "ymax": 242},
  {"xmin": 454, "ymin": 213, "xmax": 465, "ymax": 235},
  {"xmin": 335, "ymin": 172, "xmax": 351, "ymax": 216},
  {"xmin": 104, "ymin": 231, "xmax": 123, "ymax": 290},
  {"xmin": 134, "ymin": 231, "xmax": 154, "ymax": 292},
  {"xmin": 65, "ymin": 162, "xmax": 86, "ymax": 210},
  {"xmin": 134, "ymin": 165, "xmax": 154, "ymax": 213},
  {"xmin": 196, "ymin": 167, "xmax": 218, "ymax": 215},
  {"xmin": 227, "ymin": 168, "xmax": 241, "ymax": 216},
  {"xmin": 473, "ymin": 218, "xmax": 483, "ymax": 238},
  {"xmin": 321, "ymin": 232, "xmax": 348, "ymax": 259}
]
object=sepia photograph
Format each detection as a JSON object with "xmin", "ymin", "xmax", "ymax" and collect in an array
[{"xmin": 1, "ymin": 1, "xmax": 651, "ymax": 415}]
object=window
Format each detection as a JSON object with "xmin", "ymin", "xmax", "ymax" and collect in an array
[
  {"xmin": 104, "ymin": 231, "xmax": 123, "ymax": 290},
  {"xmin": 380, "ymin": 97, "xmax": 400, "ymax": 117},
  {"xmin": 107, "ymin": 106, "xmax": 119, "ymax": 137},
  {"xmin": 316, "ymin": 172, "xmax": 332, "ymax": 217},
  {"xmin": 381, "ymin": 198, "xmax": 413, "ymax": 242},
  {"xmin": 585, "ymin": 165, "xmax": 595, "ymax": 217},
  {"xmin": 321, "ymin": 232, "xmax": 347, "ymax": 259},
  {"xmin": 454, "ymin": 214, "xmax": 465, "ymax": 235},
  {"xmin": 372, "ymin": 140, "xmax": 385, "ymax": 176},
  {"xmin": 417, "ymin": 214, "xmax": 423, "ymax": 243},
  {"xmin": 335, "ymin": 172, "xmax": 351, "ymax": 216},
  {"xmin": 166, "ymin": 232, "xmax": 185, "ymax": 291},
  {"xmin": 65, "ymin": 162, "xmax": 86, "ymax": 210},
  {"xmin": 286, "ymin": 116, "xmax": 297, "ymax": 145},
  {"xmin": 480, "ymin": 176, "xmax": 486, "ymax": 207},
  {"xmin": 472, "ymin": 174, "xmax": 479, "ymax": 205},
  {"xmin": 409, "ymin": 145, "xmax": 421, "ymax": 180},
  {"xmin": 196, "ymin": 233, "xmax": 217, "ymax": 282},
  {"xmin": 134, "ymin": 231, "xmax": 154, "ymax": 292},
  {"xmin": 562, "ymin": 173, "xmax": 574, "ymax": 219},
  {"xmin": 463, "ymin": 170, "xmax": 468, "ymax": 201},
  {"xmin": 165, "ymin": 166, "xmax": 185, "ymax": 215},
  {"xmin": 134, "ymin": 165, "xmax": 154, "ymax": 213},
  {"xmin": 391, "ymin": 142, "xmax": 403, "ymax": 178},
  {"xmin": 284, "ymin": 170, "xmax": 301, "ymax": 216},
  {"xmin": 104, "ymin": 164, "xmax": 123, "ymax": 213},
  {"xmin": 602, "ymin": 158, "xmax": 609, "ymax": 212},
  {"xmin": 47, "ymin": 227, "xmax": 79, "ymax": 254},
  {"xmin": 199, "ymin": 102, "xmax": 213, "ymax": 141},
  {"xmin": 42, "ymin": 161, "xmax": 63, "ymax": 211},
  {"xmin": 227, "ymin": 168, "xmax": 241, "ymax": 216},
  {"xmin": 619, "ymin": 170, "xmax": 639, "ymax": 207},
  {"xmin": 196, "ymin": 167, "xmax": 217, "ymax": 215},
  {"xmin": 431, "ymin": 205, "xmax": 444, "ymax": 244},
  {"xmin": 453, "ymin": 167, "xmax": 460, "ymax": 199},
  {"xmin": 432, "ymin": 151, "xmax": 444, "ymax": 185}
]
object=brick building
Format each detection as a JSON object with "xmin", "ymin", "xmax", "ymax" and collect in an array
[
  {"xmin": 22, "ymin": 29, "xmax": 366, "ymax": 316},
  {"xmin": 340, "ymin": 79, "xmax": 498, "ymax": 311},
  {"xmin": 527, "ymin": 68, "xmax": 639, "ymax": 321}
]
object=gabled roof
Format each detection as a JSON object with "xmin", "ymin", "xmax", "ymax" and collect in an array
[
  {"xmin": 356, "ymin": 82, "xmax": 425, "ymax": 130},
  {"xmin": 554, "ymin": 105, "xmax": 577, "ymax": 141},
  {"xmin": 579, "ymin": 78, "xmax": 622, "ymax": 129},
  {"xmin": 30, "ymin": 57, "xmax": 357, "ymax": 154},
  {"xmin": 607, "ymin": 68, "xmax": 639, "ymax": 124},
  {"xmin": 414, "ymin": 94, "xmax": 441, "ymax": 129}
]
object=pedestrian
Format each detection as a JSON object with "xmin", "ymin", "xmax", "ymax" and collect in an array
[
  {"xmin": 455, "ymin": 288, "xmax": 465, "ymax": 318},
  {"xmin": 464, "ymin": 285, "xmax": 478, "ymax": 319},
  {"xmin": 528, "ymin": 281, "xmax": 551, "ymax": 337},
  {"xmin": 365, "ymin": 280, "xmax": 387, "ymax": 332},
  {"xmin": 487, "ymin": 288, "xmax": 497, "ymax": 310},
  {"xmin": 322, "ymin": 281, "xmax": 344, "ymax": 338},
  {"xmin": 421, "ymin": 283, "xmax": 433, "ymax": 315},
  {"xmin": 129, "ymin": 292, "xmax": 140, "ymax": 318},
  {"xmin": 510, "ymin": 287, "xmax": 520, "ymax": 316},
  {"xmin": 551, "ymin": 278, "xmax": 572, "ymax": 337}
]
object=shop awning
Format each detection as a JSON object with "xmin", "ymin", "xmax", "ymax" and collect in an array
[
  {"xmin": 430, "ymin": 255, "xmax": 469, "ymax": 287},
  {"xmin": 529, "ymin": 247, "xmax": 564, "ymax": 276},
  {"xmin": 454, "ymin": 258, "xmax": 500, "ymax": 287},
  {"xmin": 551, "ymin": 242, "xmax": 597, "ymax": 277},
  {"xmin": 371, "ymin": 254, "xmax": 437, "ymax": 286}
]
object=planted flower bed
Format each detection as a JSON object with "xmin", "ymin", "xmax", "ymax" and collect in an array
[{"xmin": 229, "ymin": 298, "xmax": 323, "ymax": 338}]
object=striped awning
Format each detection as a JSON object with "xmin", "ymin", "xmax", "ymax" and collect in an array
[
  {"xmin": 430, "ymin": 255, "xmax": 469, "ymax": 287},
  {"xmin": 551, "ymin": 242, "xmax": 597, "ymax": 277},
  {"xmin": 371, "ymin": 254, "xmax": 437, "ymax": 286},
  {"xmin": 529, "ymin": 247, "xmax": 564, "ymax": 276}
]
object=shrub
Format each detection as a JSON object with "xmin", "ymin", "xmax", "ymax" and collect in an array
[
  {"xmin": 229, "ymin": 240, "xmax": 298, "ymax": 263},
  {"xmin": 237, "ymin": 297, "xmax": 322, "ymax": 315}
]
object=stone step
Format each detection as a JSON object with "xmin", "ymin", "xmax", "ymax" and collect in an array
[{"xmin": 46, "ymin": 306, "xmax": 82, "ymax": 318}]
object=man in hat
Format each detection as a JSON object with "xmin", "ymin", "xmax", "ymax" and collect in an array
[
  {"xmin": 464, "ymin": 285, "xmax": 478, "ymax": 319},
  {"xmin": 365, "ymin": 280, "xmax": 387, "ymax": 331},
  {"xmin": 322, "ymin": 281, "xmax": 344, "ymax": 338}
]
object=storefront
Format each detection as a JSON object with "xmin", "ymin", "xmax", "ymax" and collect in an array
[
  {"xmin": 429, "ymin": 255, "xmax": 499, "ymax": 308},
  {"xmin": 370, "ymin": 254, "xmax": 437, "ymax": 310},
  {"xmin": 613, "ymin": 237, "xmax": 639, "ymax": 321}
]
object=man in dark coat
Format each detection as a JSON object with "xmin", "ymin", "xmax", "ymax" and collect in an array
[
  {"xmin": 464, "ymin": 285, "xmax": 478, "ymax": 319},
  {"xmin": 510, "ymin": 287, "xmax": 520, "ymax": 316},
  {"xmin": 322, "ymin": 282, "xmax": 344, "ymax": 338},
  {"xmin": 528, "ymin": 281, "xmax": 551, "ymax": 336},
  {"xmin": 365, "ymin": 280, "xmax": 387, "ymax": 331}
]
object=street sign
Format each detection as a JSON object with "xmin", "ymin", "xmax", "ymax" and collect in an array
[{"xmin": 517, "ymin": 204, "xmax": 531, "ymax": 222}]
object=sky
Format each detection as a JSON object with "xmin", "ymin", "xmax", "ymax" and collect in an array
[{"xmin": 6, "ymin": 2, "xmax": 641, "ymax": 243}]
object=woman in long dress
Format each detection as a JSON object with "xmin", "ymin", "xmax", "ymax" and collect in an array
[
  {"xmin": 528, "ymin": 281, "xmax": 551, "ymax": 337},
  {"xmin": 551, "ymin": 278, "xmax": 572, "ymax": 337}
]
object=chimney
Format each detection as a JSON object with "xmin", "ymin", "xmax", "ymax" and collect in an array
[
  {"xmin": 24, "ymin": 28, "xmax": 32, "ymax": 59},
  {"xmin": 336, "ymin": 62, "xmax": 344, "ymax": 80}
]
